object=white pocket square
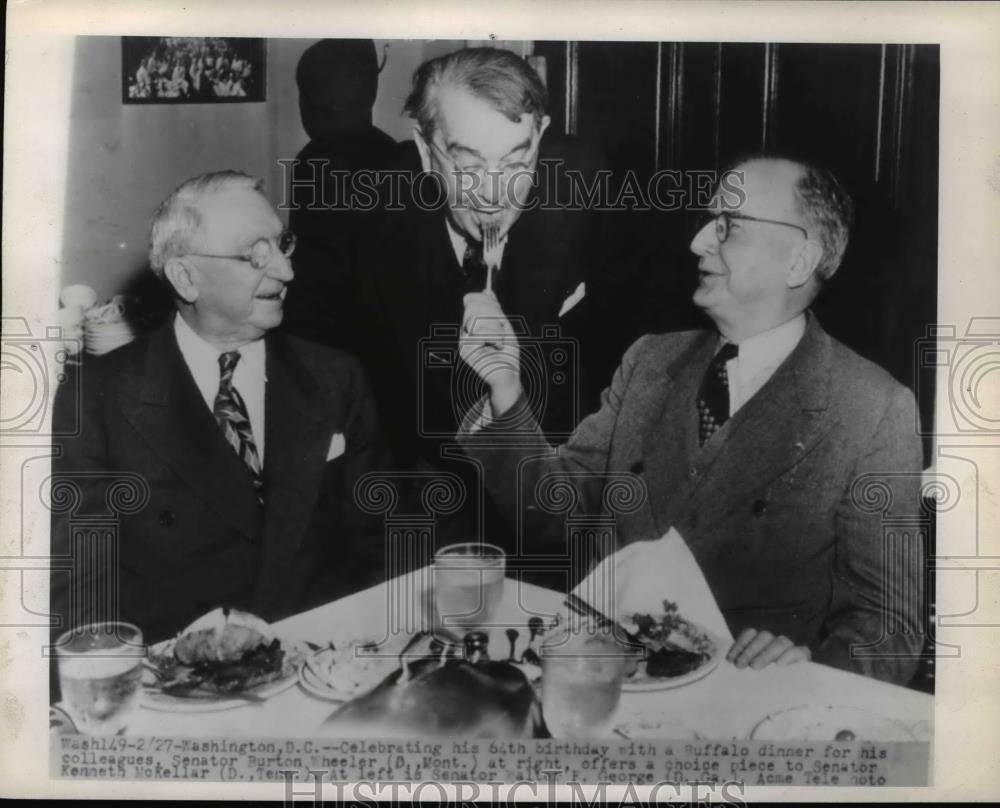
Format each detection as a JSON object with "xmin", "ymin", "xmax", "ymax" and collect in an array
[
  {"xmin": 326, "ymin": 432, "xmax": 345, "ymax": 461},
  {"xmin": 558, "ymin": 281, "xmax": 586, "ymax": 318}
]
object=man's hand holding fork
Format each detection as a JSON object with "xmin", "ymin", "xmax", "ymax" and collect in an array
[{"xmin": 459, "ymin": 224, "xmax": 523, "ymax": 418}]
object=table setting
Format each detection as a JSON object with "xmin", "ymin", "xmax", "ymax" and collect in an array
[{"xmin": 50, "ymin": 532, "xmax": 933, "ymax": 745}]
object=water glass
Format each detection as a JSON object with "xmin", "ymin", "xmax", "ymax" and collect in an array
[
  {"xmin": 56, "ymin": 622, "xmax": 145, "ymax": 735},
  {"xmin": 433, "ymin": 542, "xmax": 506, "ymax": 631},
  {"xmin": 541, "ymin": 626, "xmax": 628, "ymax": 738}
]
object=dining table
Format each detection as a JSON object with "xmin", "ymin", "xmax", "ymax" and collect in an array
[{"xmin": 124, "ymin": 567, "xmax": 934, "ymax": 743}]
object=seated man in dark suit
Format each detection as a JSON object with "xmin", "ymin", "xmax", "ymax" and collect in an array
[
  {"xmin": 51, "ymin": 170, "xmax": 390, "ymax": 644},
  {"xmin": 457, "ymin": 157, "xmax": 925, "ymax": 685}
]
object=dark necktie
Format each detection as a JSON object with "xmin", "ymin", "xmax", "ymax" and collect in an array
[
  {"xmin": 697, "ymin": 342, "xmax": 739, "ymax": 447},
  {"xmin": 214, "ymin": 351, "xmax": 264, "ymax": 498},
  {"xmin": 461, "ymin": 240, "xmax": 487, "ymax": 292}
]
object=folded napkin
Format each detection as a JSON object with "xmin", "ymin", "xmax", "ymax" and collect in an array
[{"xmin": 571, "ymin": 528, "xmax": 733, "ymax": 643}]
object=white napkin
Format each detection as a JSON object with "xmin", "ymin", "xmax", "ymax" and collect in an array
[{"xmin": 571, "ymin": 528, "xmax": 733, "ymax": 643}]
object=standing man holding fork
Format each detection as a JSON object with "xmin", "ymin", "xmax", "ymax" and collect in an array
[{"xmin": 357, "ymin": 48, "xmax": 608, "ymax": 565}]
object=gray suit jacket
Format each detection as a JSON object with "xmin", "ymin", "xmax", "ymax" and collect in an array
[{"xmin": 460, "ymin": 315, "xmax": 925, "ymax": 685}]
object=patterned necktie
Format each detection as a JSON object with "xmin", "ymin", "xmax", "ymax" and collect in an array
[
  {"xmin": 214, "ymin": 351, "xmax": 264, "ymax": 499},
  {"xmin": 461, "ymin": 240, "xmax": 487, "ymax": 292},
  {"xmin": 697, "ymin": 342, "xmax": 739, "ymax": 447}
]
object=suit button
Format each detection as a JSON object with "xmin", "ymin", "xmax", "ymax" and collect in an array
[
  {"xmin": 752, "ymin": 499, "xmax": 767, "ymax": 516},
  {"xmin": 158, "ymin": 510, "xmax": 175, "ymax": 527},
  {"xmin": 630, "ymin": 460, "xmax": 644, "ymax": 475}
]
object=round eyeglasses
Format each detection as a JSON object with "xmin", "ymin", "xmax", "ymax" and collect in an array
[
  {"xmin": 695, "ymin": 211, "xmax": 808, "ymax": 243},
  {"xmin": 187, "ymin": 229, "xmax": 297, "ymax": 270},
  {"xmin": 421, "ymin": 132, "xmax": 539, "ymax": 185}
]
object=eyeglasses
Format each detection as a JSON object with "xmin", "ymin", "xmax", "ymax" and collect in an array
[
  {"xmin": 695, "ymin": 211, "xmax": 808, "ymax": 243},
  {"xmin": 421, "ymin": 132, "xmax": 539, "ymax": 184},
  {"xmin": 187, "ymin": 229, "xmax": 296, "ymax": 270}
]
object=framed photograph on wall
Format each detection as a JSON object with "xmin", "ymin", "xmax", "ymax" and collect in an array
[{"xmin": 121, "ymin": 37, "xmax": 266, "ymax": 103}]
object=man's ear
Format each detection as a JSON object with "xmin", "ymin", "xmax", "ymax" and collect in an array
[
  {"xmin": 787, "ymin": 240, "xmax": 824, "ymax": 289},
  {"xmin": 537, "ymin": 114, "xmax": 552, "ymax": 141},
  {"xmin": 163, "ymin": 257, "xmax": 200, "ymax": 303},
  {"xmin": 413, "ymin": 126, "xmax": 433, "ymax": 174}
]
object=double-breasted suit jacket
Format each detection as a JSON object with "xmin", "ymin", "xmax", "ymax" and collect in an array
[{"xmin": 51, "ymin": 322, "xmax": 389, "ymax": 643}]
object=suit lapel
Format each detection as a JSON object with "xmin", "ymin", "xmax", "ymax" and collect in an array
[
  {"xmin": 117, "ymin": 323, "xmax": 262, "ymax": 539},
  {"xmin": 500, "ymin": 207, "xmax": 578, "ymax": 329},
  {"xmin": 689, "ymin": 316, "xmax": 835, "ymax": 530},
  {"xmin": 641, "ymin": 332, "xmax": 717, "ymax": 533},
  {"xmin": 254, "ymin": 334, "xmax": 345, "ymax": 601}
]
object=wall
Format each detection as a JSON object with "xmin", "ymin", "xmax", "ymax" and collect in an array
[{"xmin": 59, "ymin": 36, "xmax": 463, "ymax": 301}]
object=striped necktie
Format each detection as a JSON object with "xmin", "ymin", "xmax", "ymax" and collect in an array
[
  {"xmin": 697, "ymin": 342, "xmax": 739, "ymax": 447},
  {"xmin": 214, "ymin": 351, "xmax": 264, "ymax": 499}
]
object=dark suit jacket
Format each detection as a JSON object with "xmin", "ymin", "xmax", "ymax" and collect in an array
[
  {"xmin": 51, "ymin": 322, "xmax": 390, "ymax": 644},
  {"xmin": 460, "ymin": 315, "xmax": 926, "ymax": 685},
  {"xmin": 354, "ymin": 137, "xmax": 630, "ymax": 466}
]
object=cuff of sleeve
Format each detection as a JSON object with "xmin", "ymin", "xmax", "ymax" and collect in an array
[
  {"xmin": 463, "ymin": 395, "xmax": 494, "ymax": 435},
  {"xmin": 458, "ymin": 392, "xmax": 537, "ymax": 439}
]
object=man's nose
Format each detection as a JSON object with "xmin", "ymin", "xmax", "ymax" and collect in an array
[
  {"xmin": 690, "ymin": 219, "xmax": 719, "ymax": 256},
  {"xmin": 267, "ymin": 250, "xmax": 295, "ymax": 282},
  {"xmin": 478, "ymin": 170, "xmax": 505, "ymax": 206}
]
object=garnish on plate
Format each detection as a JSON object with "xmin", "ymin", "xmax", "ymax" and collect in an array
[{"xmin": 624, "ymin": 600, "xmax": 715, "ymax": 679}]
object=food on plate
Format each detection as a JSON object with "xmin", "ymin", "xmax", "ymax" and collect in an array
[
  {"xmin": 175, "ymin": 623, "xmax": 273, "ymax": 665},
  {"xmin": 303, "ymin": 639, "xmax": 398, "ymax": 699},
  {"xmin": 624, "ymin": 600, "xmax": 715, "ymax": 680},
  {"xmin": 147, "ymin": 608, "xmax": 294, "ymax": 696}
]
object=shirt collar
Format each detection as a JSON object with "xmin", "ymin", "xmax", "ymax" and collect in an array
[
  {"xmin": 726, "ymin": 313, "xmax": 807, "ymax": 377},
  {"xmin": 173, "ymin": 313, "xmax": 267, "ymax": 381}
]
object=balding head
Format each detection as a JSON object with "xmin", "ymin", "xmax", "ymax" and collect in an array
[{"xmin": 690, "ymin": 157, "xmax": 853, "ymax": 341}]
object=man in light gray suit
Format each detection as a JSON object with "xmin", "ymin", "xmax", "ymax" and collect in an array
[{"xmin": 456, "ymin": 156, "xmax": 925, "ymax": 685}]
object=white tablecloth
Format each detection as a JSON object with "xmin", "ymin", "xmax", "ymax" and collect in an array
[{"xmin": 125, "ymin": 569, "xmax": 933, "ymax": 741}]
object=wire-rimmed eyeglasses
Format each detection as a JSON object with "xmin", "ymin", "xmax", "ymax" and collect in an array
[
  {"xmin": 694, "ymin": 210, "xmax": 808, "ymax": 243},
  {"xmin": 187, "ymin": 229, "xmax": 297, "ymax": 270}
]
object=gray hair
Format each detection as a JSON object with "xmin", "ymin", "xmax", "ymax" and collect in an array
[
  {"xmin": 403, "ymin": 47, "xmax": 547, "ymax": 139},
  {"xmin": 148, "ymin": 170, "xmax": 262, "ymax": 277},
  {"xmin": 793, "ymin": 164, "xmax": 854, "ymax": 282}
]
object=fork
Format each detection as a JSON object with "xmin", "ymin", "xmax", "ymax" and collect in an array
[
  {"xmin": 563, "ymin": 592, "xmax": 642, "ymax": 647},
  {"xmin": 482, "ymin": 224, "xmax": 501, "ymax": 293}
]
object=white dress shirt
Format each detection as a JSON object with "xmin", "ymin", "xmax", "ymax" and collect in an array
[
  {"xmin": 724, "ymin": 313, "xmax": 807, "ymax": 415},
  {"xmin": 446, "ymin": 218, "xmax": 508, "ymax": 274},
  {"xmin": 173, "ymin": 313, "xmax": 268, "ymax": 463}
]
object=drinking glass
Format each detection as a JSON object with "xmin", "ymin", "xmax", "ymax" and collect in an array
[
  {"xmin": 541, "ymin": 626, "xmax": 628, "ymax": 738},
  {"xmin": 433, "ymin": 542, "xmax": 506, "ymax": 631},
  {"xmin": 56, "ymin": 622, "xmax": 145, "ymax": 735}
]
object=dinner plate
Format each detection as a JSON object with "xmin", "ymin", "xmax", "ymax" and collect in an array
[
  {"xmin": 142, "ymin": 635, "xmax": 308, "ymax": 713},
  {"xmin": 621, "ymin": 627, "xmax": 725, "ymax": 691},
  {"xmin": 750, "ymin": 704, "xmax": 917, "ymax": 742}
]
